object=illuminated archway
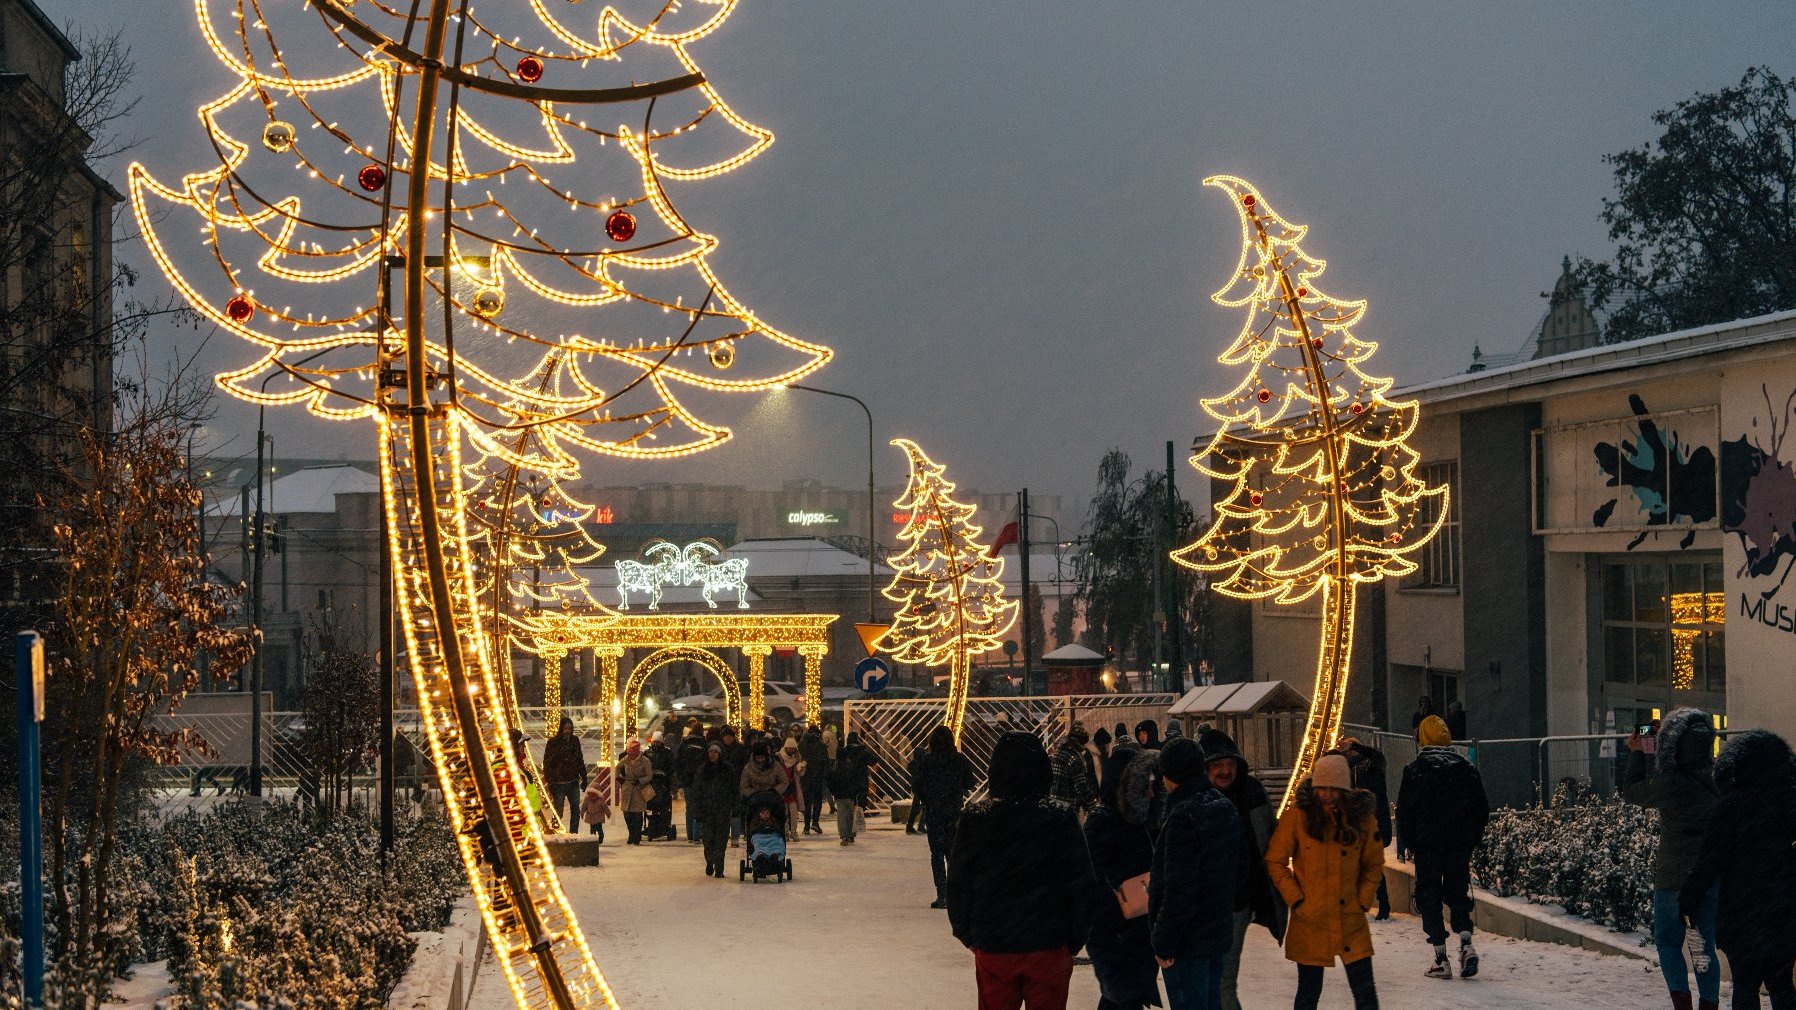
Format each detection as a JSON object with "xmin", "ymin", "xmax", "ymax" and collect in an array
[{"xmin": 622, "ymin": 647, "xmax": 742, "ymax": 742}]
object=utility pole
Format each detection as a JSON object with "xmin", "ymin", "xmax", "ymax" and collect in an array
[
  {"xmin": 1017, "ymin": 489, "xmax": 1033, "ymax": 696},
  {"xmin": 378, "ymin": 260, "xmax": 395, "ymax": 859},
  {"xmin": 1164, "ymin": 440, "xmax": 1182, "ymax": 693},
  {"xmin": 250, "ymin": 425, "xmax": 267, "ymax": 796}
]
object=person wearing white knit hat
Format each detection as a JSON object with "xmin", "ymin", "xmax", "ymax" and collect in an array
[{"xmin": 1265, "ymin": 752, "xmax": 1386, "ymax": 1010}]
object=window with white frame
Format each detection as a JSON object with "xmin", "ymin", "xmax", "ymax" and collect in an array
[{"xmin": 1412, "ymin": 461, "xmax": 1460, "ymax": 589}]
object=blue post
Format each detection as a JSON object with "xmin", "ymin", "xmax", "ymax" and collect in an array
[{"xmin": 17, "ymin": 631, "xmax": 45, "ymax": 1003}]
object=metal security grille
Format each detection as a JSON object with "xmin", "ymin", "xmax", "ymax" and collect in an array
[{"xmin": 845, "ymin": 694, "xmax": 1178, "ymax": 811}]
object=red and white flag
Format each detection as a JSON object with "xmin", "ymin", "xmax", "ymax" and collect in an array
[{"xmin": 988, "ymin": 500, "xmax": 1021, "ymax": 556}]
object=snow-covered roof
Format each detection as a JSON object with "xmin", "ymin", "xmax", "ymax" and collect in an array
[
  {"xmin": 1169, "ymin": 680, "xmax": 1309, "ymax": 716},
  {"xmin": 1042, "ymin": 643, "xmax": 1104, "ymax": 663},
  {"xmin": 725, "ymin": 537, "xmax": 892, "ymax": 579},
  {"xmin": 213, "ymin": 465, "xmax": 380, "ymax": 516}
]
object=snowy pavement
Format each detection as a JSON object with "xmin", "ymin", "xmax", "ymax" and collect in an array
[{"xmin": 466, "ymin": 822, "xmax": 1662, "ymax": 1009}]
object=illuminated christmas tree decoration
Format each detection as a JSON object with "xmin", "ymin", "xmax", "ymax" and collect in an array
[
  {"xmin": 881, "ymin": 439, "xmax": 1018, "ymax": 742},
  {"xmin": 1171, "ymin": 176, "xmax": 1448, "ymax": 812},
  {"xmin": 129, "ymin": 0, "xmax": 834, "ymax": 1005}
]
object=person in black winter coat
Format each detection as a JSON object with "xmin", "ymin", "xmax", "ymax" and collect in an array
[
  {"xmin": 646, "ymin": 732, "xmax": 676, "ymax": 840},
  {"xmin": 906, "ymin": 744, "xmax": 929, "ymax": 834},
  {"xmin": 1201, "ymin": 728, "xmax": 1281, "ymax": 1010},
  {"xmin": 1135, "ymin": 719, "xmax": 1162, "ymax": 750},
  {"xmin": 676, "ymin": 723, "xmax": 708, "ymax": 845},
  {"xmin": 690, "ymin": 743, "xmax": 738, "ymax": 878},
  {"xmin": 831, "ymin": 731, "xmax": 875, "ymax": 844},
  {"xmin": 798, "ymin": 724, "xmax": 830, "ymax": 833},
  {"xmin": 1680, "ymin": 730, "xmax": 1796, "ymax": 1010},
  {"xmin": 1150, "ymin": 737, "xmax": 1248, "ymax": 1010},
  {"xmin": 948, "ymin": 731, "xmax": 1100, "ymax": 1010},
  {"xmin": 1051, "ymin": 723, "xmax": 1097, "ymax": 813},
  {"xmin": 914, "ymin": 725, "xmax": 976, "ymax": 908},
  {"xmin": 1337, "ymin": 735, "xmax": 1392, "ymax": 920},
  {"xmin": 1396, "ymin": 715, "xmax": 1490, "ymax": 980},
  {"xmin": 718, "ymin": 726, "xmax": 749, "ymax": 847},
  {"xmin": 1084, "ymin": 748, "xmax": 1162, "ymax": 1010},
  {"xmin": 1626, "ymin": 707, "xmax": 1723, "ymax": 1010}
]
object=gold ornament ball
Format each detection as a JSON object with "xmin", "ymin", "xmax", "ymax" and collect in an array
[
  {"xmin": 1380, "ymin": 465, "xmax": 1396, "ymax": 480},
  {"xmin": 471, "ymin": 287, "xmax": 505, "ymax": 318},
  {"xmin": 708, "ymin": 341, "xmax": 735, "ymax": 370},
  {"xmin": 262, "ymin": 121, "xmax": 295, "ymax": 153},
  {"xmin": 1312, "ymin": 535, "xmax": 1327, "ymax": 550},
  {"xmin": 1203, "ymin": 545, "xmax": 1218, "ymax": 560}
]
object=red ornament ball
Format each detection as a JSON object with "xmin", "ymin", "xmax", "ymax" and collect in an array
[
  {"xmin": 1297, "ymin": 287, "xmax": 1308, "ymax": 297},
  {"xmin": 357, "ymin": 164, "xmax": 387, "ymax": 192},
  {"xmin": 225, "ymin": 296, "xmax": 255, "ymax": 323},
  {"xmin": 1248, "ymin": 492, "xmax": 1264, "ymax": 506},
  {"xmin": 1256, "ymin": 388, "xmax": 1272, "ymax": 403},
  {"xmin": 1311, "ymin": 338, "xmax": 1324, "ymax": 349},
  {"xmin": 605, "ymin": 208, "xmax": 637, "ymax": 243},
  {"xmin": 517, "ymin": 56, "xmax": 544, "ymax": 83},
  {"xmin": 1389, "ymin": 532, "xmax": 1404, "ymax": 545},
  {"xmin": 1243, "ymin": 194, "xmax": 1256, "ymax": 207},
  {"xmin": 1350, "ymin": 402, "xmax": 1365, "ymax": 415}
]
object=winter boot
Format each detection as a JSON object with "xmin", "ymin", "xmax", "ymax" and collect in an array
[
  {"xmin": 1668, "ymin": 993, "xmax": 1693, "ymax": 1010},
  {"xmin": 1696, "ymin": 999, "xmax": 1717, "ymax": 1010},
  {"xmin": 1458, "ymin": 936, "xmax": 1480, "ymax": 979},
  {"xmin": 929, "ymin": 890, "xmax": 947, "ymax": 910},
  {"xmin": 1425, "ymin": 946, "xmax": 1453, "ymax": 979}
]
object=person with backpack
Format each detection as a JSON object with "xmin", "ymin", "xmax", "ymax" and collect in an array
[
  {"xmin": 947, "ymin": 731, "xmax": 1099, "ymax": 1009},
  {"xmin": 914, "ymin": 725, "xmax": 976, "ymax": 909},
  {"xmin": 1200, "ymin": 729, "xmax": 1282, "ymax": 1010},
  {"xmin": 1150, "ymin": 737, "xmax": 1248, "ymax": 1010},
  {"xmin": 1624, "ymin": 708, "xmax": 1722, "ymax": 1010},
  {"xmin": 831, "ymin": 731, "xmax": 874, "ymax": 845},
  {"xmin": 1396, "ymin": 715, "xmax": 1490, "ymax": 981},
  {"xmin": 1679, "ymin": 730, "xmax": 1796, "ymax": 1010}
]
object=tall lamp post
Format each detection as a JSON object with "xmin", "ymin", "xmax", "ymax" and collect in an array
[{"xmin": 783, "ymin": 384, "xmax": 876, "ymax": 624}]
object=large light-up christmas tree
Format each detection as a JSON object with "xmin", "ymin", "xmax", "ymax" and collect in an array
[
  {"xmin": 131, "ymin": 2, "xmax": 829, "ymax": 1006},
  {"xmin": 882, "ymin": 439, "xmax": 1017, "ymax": 742},
  {"xmin": 1172, "ymin": 175, "xmax": 1447, "ymax": 809}
]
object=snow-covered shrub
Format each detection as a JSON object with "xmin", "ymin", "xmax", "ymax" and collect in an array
[{"xmin": 1470, "ymin": 784, "xmax": 1657, "ymax": 932}]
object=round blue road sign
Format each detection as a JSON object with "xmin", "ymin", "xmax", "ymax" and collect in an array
[{"xmin": 854, "ymin": 656, "xmax": 892, "ymax": 694}]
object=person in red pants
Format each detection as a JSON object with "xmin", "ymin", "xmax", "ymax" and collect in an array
[{"xmin": 947, "ymin": 731, "xmax": 1100, "ymax": 1010}]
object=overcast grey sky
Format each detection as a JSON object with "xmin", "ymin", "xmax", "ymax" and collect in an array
[{"xmin": 45, "ymin": 0, "xmax": 1796, "ymax": 511}]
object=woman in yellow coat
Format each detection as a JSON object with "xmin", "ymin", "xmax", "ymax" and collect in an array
[{"xmin": 1265, "ymin": 753, "xmax": 1385, "ymax": 1010}]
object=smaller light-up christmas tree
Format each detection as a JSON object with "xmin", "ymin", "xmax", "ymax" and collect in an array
[
  {"xmin": 1172, "ymin": 176, "xmax": 1449, "ymax": 809},
  {"xmin": 882, "ymin": 439, "xmax": 1017, "ymax": 742}
]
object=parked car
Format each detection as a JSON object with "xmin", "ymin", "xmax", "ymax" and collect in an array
[{"xmin": 671, "ymin": 680, "xmax": 806, "ymax": 723}]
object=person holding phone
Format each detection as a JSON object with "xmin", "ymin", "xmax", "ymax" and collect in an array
[{"xmin": 1624, "ymin": 709, "xmax": 1721, "ymax": 1010}]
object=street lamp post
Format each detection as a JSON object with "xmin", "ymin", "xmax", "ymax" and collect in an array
[{"xmin": 783, "ymin": 384, "xmax": 876, "ymax": 624}]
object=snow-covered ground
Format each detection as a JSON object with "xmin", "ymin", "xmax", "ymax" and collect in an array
[{"xmin": 466, "ymin": 822, "xmax": 1664, "ymax": 1009}]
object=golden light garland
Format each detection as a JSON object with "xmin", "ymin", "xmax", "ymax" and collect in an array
[
  {"xmin": 516, "ymin": 612, "xmax": 837, "ymax": 764},
  {"xmin": 131, "ymin": 2, "xmax": 832, "ymax": 1007},
  {"xmin": 1170, "ymin": 176, "xmax": 1448, "ymax": 811},
  {"xmin": 881, "ymin": 439, "xmax": 1017, "ymax": 743}
]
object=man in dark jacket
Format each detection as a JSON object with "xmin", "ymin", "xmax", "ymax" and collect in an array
[
  {"xmin": 677, "ymin": 720, "xmax": 708, "ymax": 845},
  {"xmin": 718, "ymin": 725, "xmax": 749, "ymax": 847},
  {"xmin": 541, "ymin": 716, "xmax": 587, "ymax": 832},
  {"xmin": 1398, "ymin": 715, "xmax": 1490, "ymax": 980},
  {"xmin": 645, "ymin": 731, "xmax": 677, "ymax": 840},
  {"xmin": 1679, "ymin": 730, "xmax": 1796, "ymax": 1010},
  {"xmin": 1337, "ymin": 735, "xmax": 1392, "ymax": 920},
  {"xmin": 1624, "ymin": 707, "xmax": 1721, "ymax": 1010},
  {"xmin": 798, "ymin": 724, "xmax": 830, "ymax": 834},
  {"xmin": 947, "ymin": 731, "xmax": 1098, "ymax": 1009},
  {"xmin": 1150, "ymin": 737, "xmax": 1248, "ymax": 1010},
  {"xmin": 1201, "ymin": 728, "xmax": 1280, "ymax": 1010},
  {"xmin": 905, "ymin": 743, "xmax": 929, "ymax": 834},
  {"xmin": 1050, "ymin": 724, "xmax": 1097, "ymax": 814},
  {"xmin": 915, "ymin": 725, "xmax": 976, "ymax": 908},
  {"xmin": 830, "ymin": 731, "xmax": 875, "ymax": 845}
]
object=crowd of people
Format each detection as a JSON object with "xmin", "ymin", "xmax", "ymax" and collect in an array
[{"xmin": 530, "ymin": 701, "xmax": 1796, "ymax": 1010}]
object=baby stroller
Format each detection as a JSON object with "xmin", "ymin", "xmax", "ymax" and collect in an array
[{"xmin": 739, "ymin": 789, "xmax": 793, "ymax": 882}]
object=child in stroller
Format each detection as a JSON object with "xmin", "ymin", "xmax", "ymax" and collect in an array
[{"xmin": 740, "ymin": 789, "xmax": 793, "ymax": 882}]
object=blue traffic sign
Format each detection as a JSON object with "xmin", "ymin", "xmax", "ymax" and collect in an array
[{"xmin": 854, "ymin": 656, "xmax": 892, "ymax": 694}]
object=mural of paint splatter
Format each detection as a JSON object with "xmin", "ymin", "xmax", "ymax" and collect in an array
[
  {"xmin": 1721, "ymin": 385, "xmax": 1796, "ymax": 603},
  {"xmin": 1592, "ymin": 393, "xmax": 1718, "ymax": 549}
]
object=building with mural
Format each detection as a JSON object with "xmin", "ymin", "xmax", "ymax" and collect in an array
[{"xmin": 1206, "ymin": 309, "xmax": 1796, "ymax": 791}]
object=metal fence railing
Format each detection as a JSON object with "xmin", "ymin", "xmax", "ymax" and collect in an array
[
  {"xmin": 1339, "ymin": 724, "xmax": 1753, "ymax": 810},
  {"xmin": 845, "ymin": 694, "xmax": 1179, "ymax": 812}
]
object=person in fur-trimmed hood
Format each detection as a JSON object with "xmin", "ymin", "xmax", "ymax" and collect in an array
[
  {"xmin": 1265, "ymin": 753, "xmax": 1385, "ymax": 1010},
  {"xmin": 1679, "ymin": 730, "xmax": 1796, "ymax": 1010},
  {"xmin": 1624, "ymin": 707, "xmax": 1721, "ymax": 1010}
]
